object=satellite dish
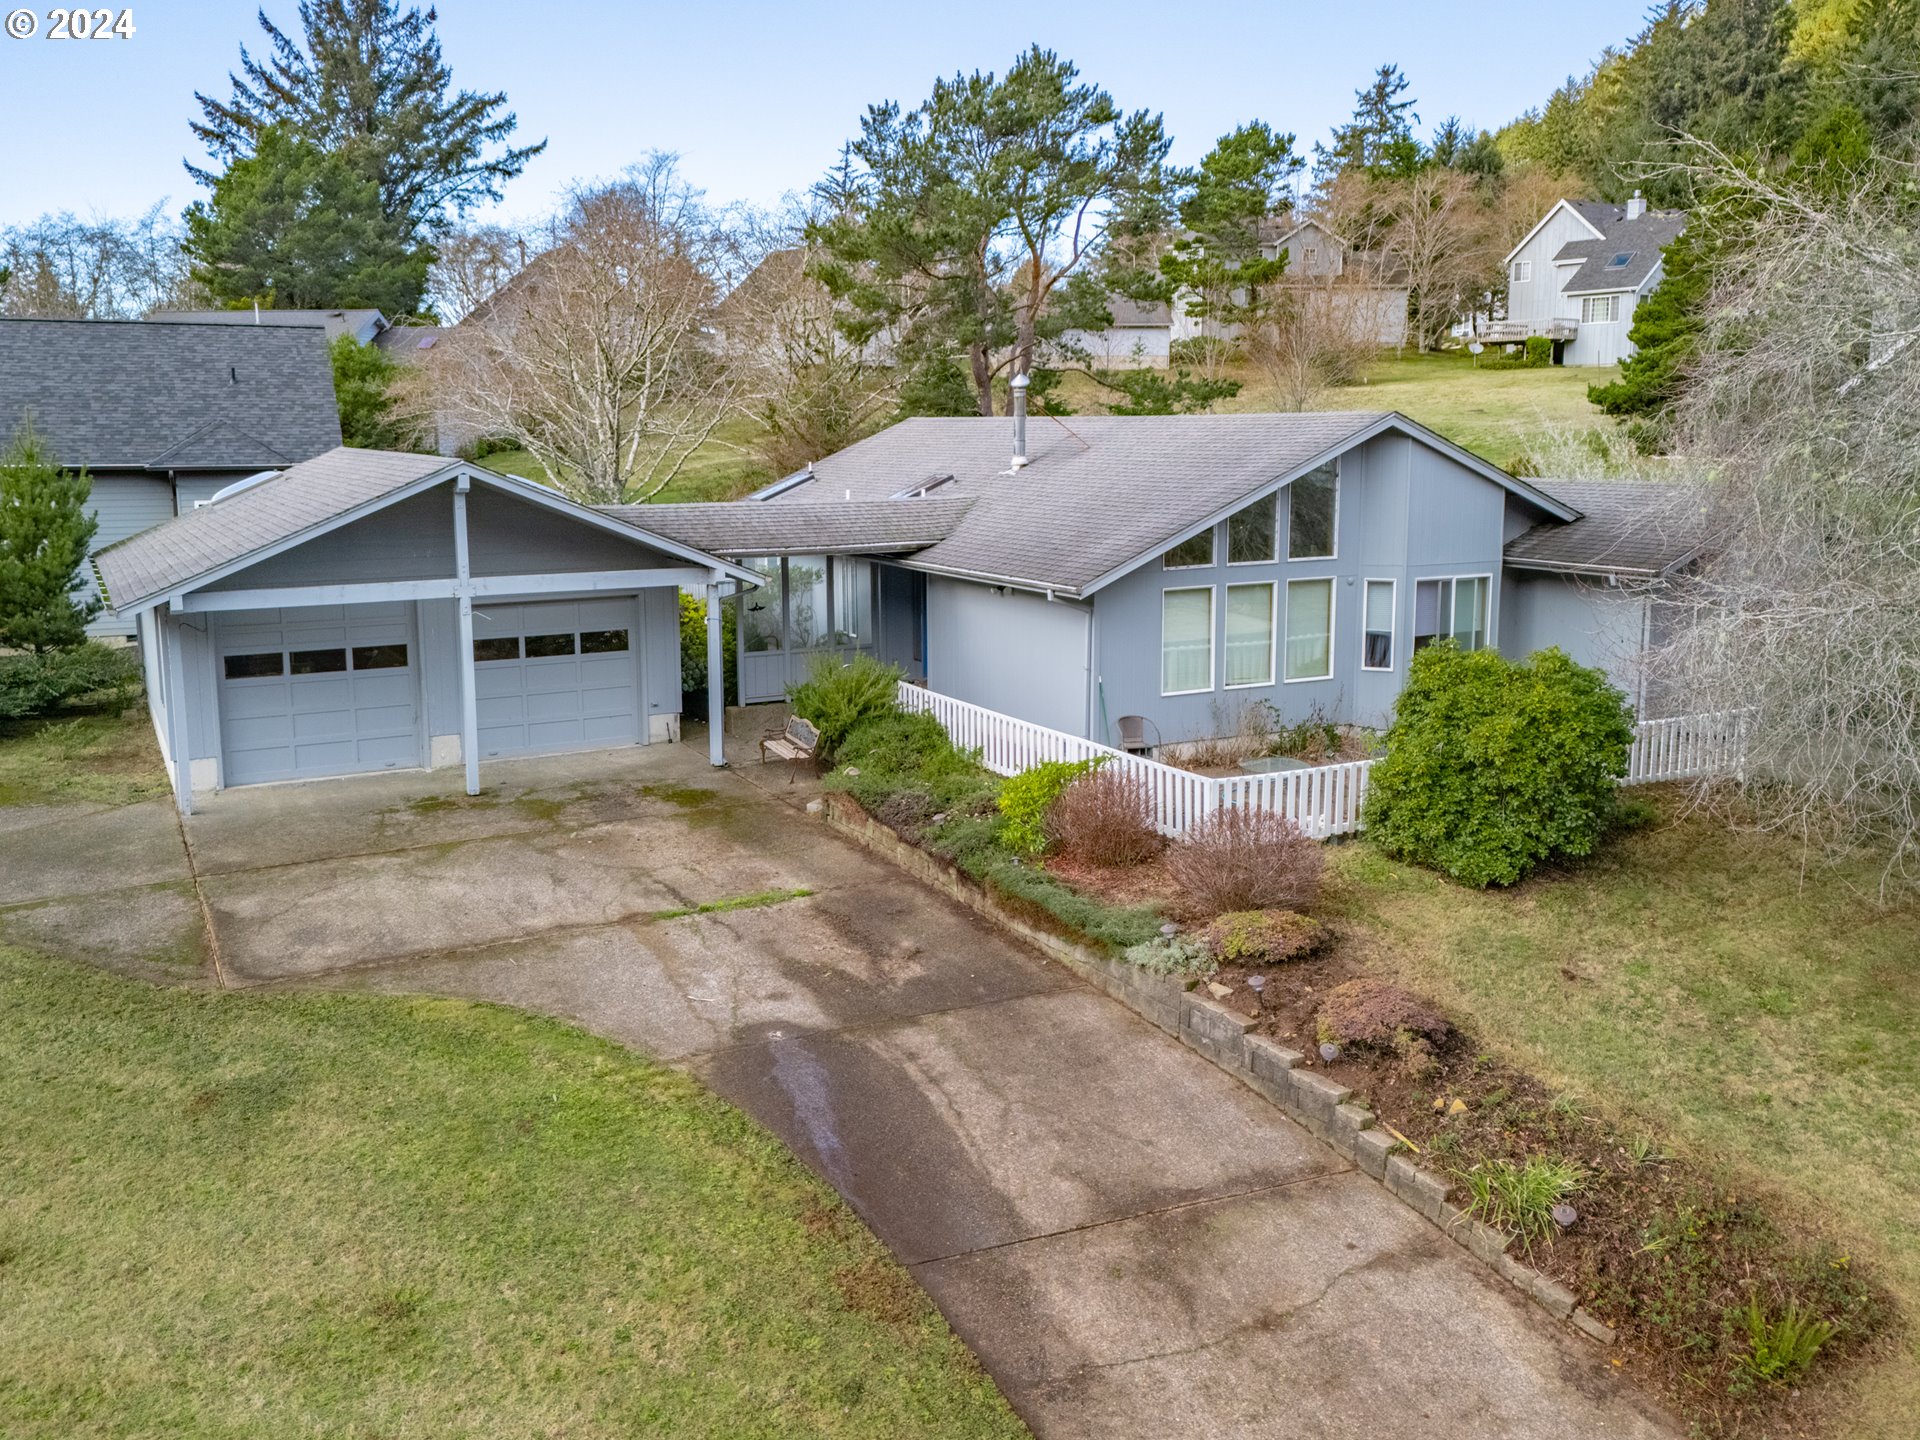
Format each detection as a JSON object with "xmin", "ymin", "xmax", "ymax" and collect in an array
[{"xmin": 1468, "ymin": 342, "xmax": 1485, "ymax": 355}]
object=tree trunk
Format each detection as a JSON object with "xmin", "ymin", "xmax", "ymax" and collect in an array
[{"xmin": 970, "ymin": 342, "xmax": 995, "ymax": 416}]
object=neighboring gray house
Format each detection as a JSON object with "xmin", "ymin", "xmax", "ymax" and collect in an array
[
  {"xmin": 92, "ymin": 448, "xmax": 758, "ymax": 812},
  {"xmin": 145, "ymin": 307, "xmax": 391, "ymax": 347},
  {"xmin": 1167, "ymin": 218, "xmax": 1410, "ymax": 351},
  {"xmin": 0, "ymin": 317, "xmax": 342, "ymax": 637},
  {"xmin": 1493, "ymin": 194, "xmax": 1686, "ymax": 366},
  {"xmin": 630, "ymin": 410, "xmax": 1696, "ymax": 748},
  {"xmin": 1049, "ymin": 295, "xmax": 1175, "ymax": 369}
]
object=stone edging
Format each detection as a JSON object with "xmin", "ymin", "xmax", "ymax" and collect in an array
[{"xmin": 818, "ymin": 792, "xmax": 1618, "ymax": 1348}]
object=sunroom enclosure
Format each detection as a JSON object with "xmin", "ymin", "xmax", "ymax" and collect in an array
[{"xmin": 736, "ymin": 554, "xmax": 883, "ymax": 703}]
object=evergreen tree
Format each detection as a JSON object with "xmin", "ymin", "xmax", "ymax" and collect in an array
[
  {"xmin": 1314, "ymin": 65, "xmax": 1424, "ymax": 185},
  {"xmin": 190, "ymin": 0, "xmax": 543, "ymax": 239},
  {"xmin": 1587, "ymin": 227, "xmax": 1709, "ymax": 443},
  {"xmin": 330, "ymin": 335, "xmax": 420, "ymax": 448},
  {"xmin": 1159, "ymin": 122, "xmax": 1303, "ymax": 337},
  {"xmin": 0, "ymin": 425, "xmax": 100, "ymax": 654},
  {"xmin": 184, "ymin": 126, "xmax": 431, "ymax": 314}
]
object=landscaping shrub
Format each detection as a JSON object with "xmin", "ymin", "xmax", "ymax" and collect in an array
[
  {"xmin": 0, "ymin": 642, "xmax": 140, "ymax": 720},
  {"xmin": 1315, "ymin": 977, "xmax": 1450, "ymax": 1049},
  {"xmin": 787, "ymin": 655, "xmax": 902, "ymax": 759},
  {"xmin": 829, "ymin": 711, "xmax": 999, "ymax": 816},
  {"xmin": 1122, "ymin": 934, "xmax": 1214, "ymax": 975},
  {"xmin": 1043, "ymin": 768, "xmax": 1158, "ymax": 866},
  {"xmin": 1165, "ymin": 808, "xmax": 1324, "ymax": 916},
  {"xmin": 677, "ymin": 589, "xmax": 737, "ymax": 706},
  {"xmin": 1198, "ymin": 908, "xmax": 1326, "ymax": 966},
  {"xmin": 1362, "ymin": 644, "xmax": 1636, "ymax": 887},
  {"xmin": 998, "ymin": 758, "xmax": 1101, "ymax": 855}
]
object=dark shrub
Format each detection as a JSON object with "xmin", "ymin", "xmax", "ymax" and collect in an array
[
  {"xmin": 787, "ymin": 654, "xmax": 902, "ymax": 759},
  {"xmin": 1046, "ymin": 769, "xmax": 1161, "ymax": 867},
  {"xmin": 0, "ymin": 643, "xmax": 140, "ymax": 720},
  {"xmin": 1199, "ymin": 908, "xmax": 1326, "ymax": 965},
  {"xmin": 1316, "ymin": 978, "xmax": 1451, "ymax": 1049},
  {"xmin": 830, "ymin": 711, "xmax": 1000, "ymax": 815},
  {"xmin": 1166, "ymin": 808, "xmax": 1324, "ymax": 917},
  {"xmin": 1362, "ymin": 645, "xmax": 1636, "ymax": 887},
  {"xmin": 873, "ymin": 787, "xmax": 936, "ymax": 837}
]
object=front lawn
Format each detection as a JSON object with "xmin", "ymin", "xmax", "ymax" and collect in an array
[
  {"xmin": 0, "ymin": 704, "xmax": 168, "ymax": 809},
  {"xmin": 1332, "ymin": 796, "xmax": 1920, "ymax": 1440},
  {"xmin": 0, "ymin": 946, "xmax": 1024, "ymax": 1438}
]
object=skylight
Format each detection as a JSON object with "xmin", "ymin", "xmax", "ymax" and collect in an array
[{"xmin": 1607, "ymin": 250, "xmax": 1636, "ymax": 267}]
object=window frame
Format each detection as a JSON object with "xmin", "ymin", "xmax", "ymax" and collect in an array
[
  {"xmin": 1160, "ymin": 585, "xmax": 1216, "ymax": 697},
  {"xmin": 1361, "ymin": 578, "xmax": 1396, "ymax": 672},
  {"xmin": 1282, "ymin": 577, "xmax": 1336, "ymax": 683},
  {"xmin": 1581, "ymin": 293, "xmax": 1621, "ymax": 324},
  {"xmin": 1412, "ymin": 573, "xmax": 1495, "ymax": 653},
  {"xmin": 1162, "ymin": 526, "xmax": 1217, "ymax": 571},
  {"xmin": 1222, "ymin": 580, "xmax": 1276, "ymax": 689},
  {"xmin": 1510, "ymin": 259, "xmax": 1533, "ymax": 283},
  {"xmin": 1287, "ymin": 463, "xmax": 1340, "ymax": 562},
  {"xmin": 1225, "ymin": 493, "xmax": 1278, "ymax": 566}
]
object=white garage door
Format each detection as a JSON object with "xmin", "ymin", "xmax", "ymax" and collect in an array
[
  {"xmin": 216, "ymin": 604, "xmax": 422, "ymax": 786},
  {"xmin": 472, "ymin": 599, "xmax": 640, "ymax": 759}
]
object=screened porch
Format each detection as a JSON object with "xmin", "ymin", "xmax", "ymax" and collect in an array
[{"xmin": 737, "ymin": 554, "xmax": 920, "ymax": 703}]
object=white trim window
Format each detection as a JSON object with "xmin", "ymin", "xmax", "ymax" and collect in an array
[
  {"xmin": 1224, "ymin": 582, "xmax": 1275, "ymax": 687},
  {"xmin": 1362, "ymin": 578, "xmax": 1395, "ymax": 671},
  {"xmin": 1226, "ymin": 493, "xmax": 1277, "ymax": 564},
  {"xmin": 1288, "ymin": 462, "xmax": 1338, "ymax": 560},
  {"xmin": 1162, "ymin": 586, "xmax": 1214, "ymax": 695},
  {"xmin": 1163, "ymin": 526, "xmax": 1215, "ymax": 569},
  {"xmin": 1284, "ymin": 577, "xmax": 1334, "ymax": 682},
  {"xmin": 1412, "ymin": 575, "xmax": 1491, "ymax": 653},
  {"xmin": 1580, "ymin": 293, "xmax": 1621, "ymax": 324},
  {"xmin": 1510, "ymin": 259, "xmax": 1533, "ymax": 283}
]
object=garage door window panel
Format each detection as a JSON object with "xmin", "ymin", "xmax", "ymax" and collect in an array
[
  {"xmin": 525, "ymin": 633, "xmax": 577, "ymax": 659},
  {"xmin": 290, "ymin": 648, "xmax": 348, "ymax": 675},
  {"xmin": 352, "ymin": 644, "xmax": 408, "ymax": 670},
  {"xmin": 474, "ymin": 637, "xmax": 521, "ymax": 663},
  {"xmin": 224, "ymin": 652, "xmax": 285, "ymax": 680},
  {"xmin": 581, "ymin": 630, "xmax": 629, "ymax": 654}
]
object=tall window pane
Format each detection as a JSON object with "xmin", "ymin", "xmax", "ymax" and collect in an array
[
  {"xmin": 1227, "ymin": 494, "xmax": 1277, "ymax": 564},
  {"xmin": 1452, "ymin": 576, "xmax": 1489, "ymax": 650},
  {"xmin": 1288, "ymin": 463, "xmax": 1338, "ymax": 559},
  {"xmin": 1162, "ymin": 588, "xmax": 1213, "ymax": 694},
  {"xmin": 1363, "ymin": 580, "xmax": 1394, "ymax": 670},
  {"xmin": 1285, "ymin": 578, "xmax": 1333, "ymax": 680},
  {"xmin": 1164, "ymin": 529, "xmax": 1215, "ymax": 569},
  {"xmin": 1224, "ymin": 583, "xmax": 1274, "ymax": 687},
  {"xmin": 832, "ymin": 557, "xmax": 873, "ymax": 645},
  {"xmin": 788, "ymin": 556, "xmax": 829, "ymax": 649},
  {"xmin": 742, "ymin": 557, "xmax": 784, "ymax": 652},
  {"xmin": 1413, "ymin": 578, "xmax": 1447, "ymax": 651}
]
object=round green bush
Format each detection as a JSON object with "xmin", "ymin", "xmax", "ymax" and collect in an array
[{"xmin": 1362, "ymin": 644, "xmax": 1636, "ymax": 887}]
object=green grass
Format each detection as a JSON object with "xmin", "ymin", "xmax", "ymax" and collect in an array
[
  {"xmin": 479, "ymin": 414, "xmax": 775, "ymax": 504},
  {"xmin": 1331, "ymin": 792, "xmax": 1920, "ymax": 1436},
  {"xmin": 1050, "ymin": 351, "xmax": 1616, "ymax": 470},
  {"xmin": 651, "ymin": 887, "xmax": 814, "ymax": 921},
  {"xmin": 0, "ymin": 945, "xmax": 1025, "ymax": 1439},
  {"xmin": 0, "ymin": 705, "xmax": 169, "ymax": 808}
]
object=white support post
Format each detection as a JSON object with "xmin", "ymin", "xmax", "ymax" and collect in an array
[
  {"xmin": 706, "ymin": 576, "xmax": 726, "ymax": 767},
  {"xmin": 162, "ymin": 608, "xmax": 192, "ymax": 816},
  {"xmin": 453, "ymin": 478, "xmax": 480, "ymax": 796}
]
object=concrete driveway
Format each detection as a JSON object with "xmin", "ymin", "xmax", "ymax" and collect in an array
[{"xmin": 1, "ymin": 742, "xmax": 1674, "ymax": 1440}]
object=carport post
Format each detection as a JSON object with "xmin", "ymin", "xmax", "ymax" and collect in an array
[
  {"xmin": 706, "ymin": 575, "xmax": 726, "ymax": 767},
  {"xmin": 454, "ymin": 476, "xmax": 480, "ymax": 796}
]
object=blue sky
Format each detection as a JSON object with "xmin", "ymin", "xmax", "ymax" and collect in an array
[{"xmin": 0, "ymin": 1, "xmax": 1649, "ymax": 229}]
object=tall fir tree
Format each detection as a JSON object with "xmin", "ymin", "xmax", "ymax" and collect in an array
[{"xmin": 0, "ymin": 425, "xmax": 100, "ymax": 654}]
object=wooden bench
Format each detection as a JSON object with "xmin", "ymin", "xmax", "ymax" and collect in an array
[{"xmin": 759, "ymin": 715, "xmax": 820, "ymax": 782}]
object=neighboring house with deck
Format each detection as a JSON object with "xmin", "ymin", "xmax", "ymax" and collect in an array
[
  {"xmin": 1491, "ymin": 194, "xmax": 1686, "ymax": 366},
  {"xmin": 0, "ymin": 317, "xmax": 342, "ymax": 637}
]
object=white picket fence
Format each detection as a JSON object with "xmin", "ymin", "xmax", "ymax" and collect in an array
[{"xmin": 896, "ymin": 682, "xmax": 1736, "ymax": 841}]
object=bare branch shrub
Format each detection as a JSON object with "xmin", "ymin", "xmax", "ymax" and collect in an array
[
  {"xmin": 1655, "ymin": 141, "xmax": 1920, "ymax": 884},
  {"xmin": 1166, "ymin": 809, "xmax": 1324, "ymax": 917},
  {"xmin": 1045, "ymin": 770, "xmax": 1161, "ymax": 867},
  {"xmin": 404, "ymin": 153, "xmax": 736, "ymax": 504},
  {"xmin": 1244, "ymin": 277, "xmax": 1378, "ymax": 410}
]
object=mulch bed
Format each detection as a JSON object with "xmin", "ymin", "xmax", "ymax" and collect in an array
[{"xmin": 1200, "ymin": 928, "xmax": 1889, "ymax": 1438}]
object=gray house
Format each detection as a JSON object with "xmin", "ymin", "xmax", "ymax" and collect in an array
[
  {"xmin": 93, "ymin": 448, "xmax": 757, "ymax": 813},
  {"xmin": 0, "ymin": 317, "xmax": 342, "ymax": 636},
  {"xmin": 633, "ymin": 410, "xmax": 1697, "ymax": 747},
  {"xmin": 1494, "ymin": 195, "xmax": 1686, "ymax": 366}
]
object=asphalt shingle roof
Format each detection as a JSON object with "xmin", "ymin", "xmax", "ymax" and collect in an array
[
  {"xmin": 603, "ymin": 497, "xmax": 975, "ymax": 556},
  {"xmin": 0, "ymin": 318, "xmax": 341, "ymax": 470},
  {"xmin": 94, "ymin": 447, "xmax": 452, "ymax": 609},
  {"xmin": 145, "ymin": 308, "xmax": 385, "ymax": 344},
  {"xmin": 1505, "ymin": 479, "xmax": 1705, "ymax": 577},
  {"xmin": 1557, "ymin": 211, "xmax": 1686, "ymax": 294},
  {"xmin": 746, "ymin": 413, "xmax": 1567, "ymax": 595}
]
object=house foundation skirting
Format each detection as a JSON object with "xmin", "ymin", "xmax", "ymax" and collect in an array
[{"xmin": 818, "ymin": 790, "xmax": 1618, "ymax": 1348}]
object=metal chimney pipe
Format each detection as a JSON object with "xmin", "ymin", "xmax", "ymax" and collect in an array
[{"xmin": 1010, "ymin": 371, "xmax": 1030, "ymax": 470}]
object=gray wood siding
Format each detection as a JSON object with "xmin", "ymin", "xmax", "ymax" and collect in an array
[
  {"xmin": 87, "ymin": 474, "xmax": 176, "ymax": 635},
  {"xmin": 464, "ymin": 486, "xmax": 680, "ymax": 576},
  {"xmin": 1500, "ymin": 570, "xmax": 1649, "ymax": 712},
  {"xmin": 1506, "ymin": 205, "xmax": 1601, "ymax": 327},
  {"xmin": 927, "ymin": 576, "xmax": 1090, "ymax": 736},
  {"xmin": 206, "ymin": 486, "xmax": 459, "ymax": 590}
]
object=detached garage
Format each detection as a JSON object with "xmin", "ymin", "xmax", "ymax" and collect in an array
[{"xmin": 94, "ymin": 448, "xmax": 760, "ymax": 813}]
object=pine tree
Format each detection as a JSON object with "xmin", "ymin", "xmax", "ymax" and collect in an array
[
  {"xmin": 0, "ymin": 425, "xmax": 100, "ymax": 654},
  {"xmin": 1587, "ymin": 229, "xmax": 1708, "ymax": 445},
  {"xmin": 1313, "ymin": 65, "xmax": 1424, "ymax": 186},
  {"xmin": 190, "ymin": 0, "xmax": 543, "ymax": 238}
]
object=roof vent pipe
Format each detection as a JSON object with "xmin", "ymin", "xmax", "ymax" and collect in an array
[
  {"xmin": 1626, "ymin": 189, "xmax": 1645, "ymax": 221},
  {"xmin": 1009, "ymin": 371, "xmax": 1030, "ymax": 470}
]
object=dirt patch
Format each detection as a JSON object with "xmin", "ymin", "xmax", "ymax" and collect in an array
[
  {"xmin": 832, "ymin": 1256, "xmax": 927, "ymax": 1332},
  {"xmin": 1044, "ymin": 852, "xmax": 1183, "ymax": 914}
]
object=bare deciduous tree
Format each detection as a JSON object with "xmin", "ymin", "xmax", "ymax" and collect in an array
[
  {"xmin": 1658, "ymin": 142, "xmax": 1920, "ymax": 884},
  {"xmin": 1244, "ymin": 275, "xmax": 1379, "ymax": 410},
  {"xmin": 0, "ymin": 204, "xmax": 205, "ymax": 318},
  {"xmin": 425, "ymin": 222, "xmax": 533, "ymax": 324},
  {"xmin": 406, "ymin": 154, "xmax": 736, "ymax": 504}
]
